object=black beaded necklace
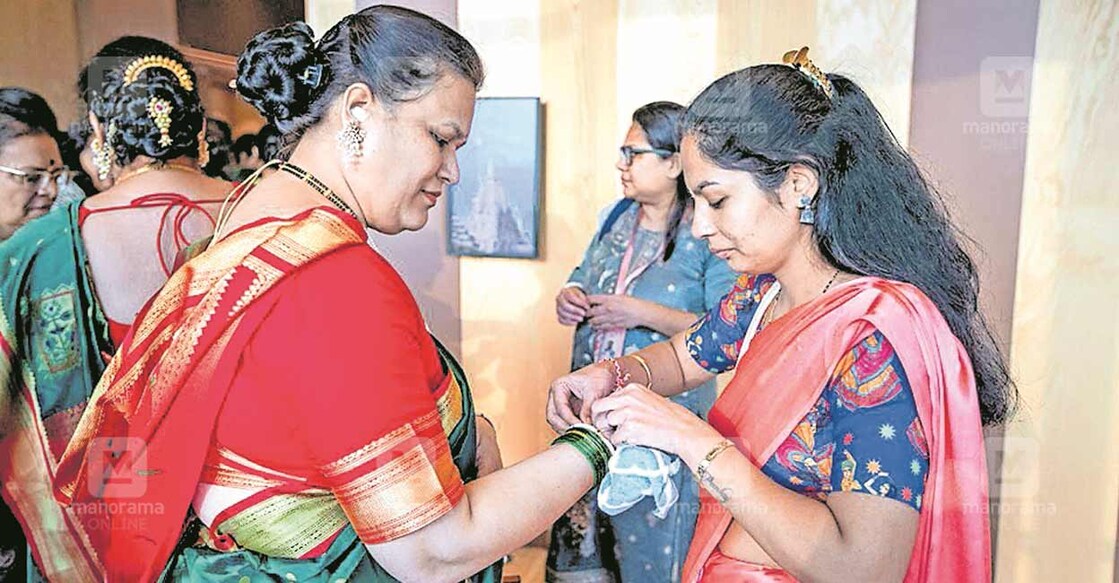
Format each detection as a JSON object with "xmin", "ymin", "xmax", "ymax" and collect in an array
[{"xmin": 276, "ymin": 161, "xmax": 361, "ymax": 221}]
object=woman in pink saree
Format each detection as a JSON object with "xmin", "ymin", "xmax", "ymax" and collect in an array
[{"xmin": 548, "ymin": 48, "xmax": 1015, "ymax": 582}]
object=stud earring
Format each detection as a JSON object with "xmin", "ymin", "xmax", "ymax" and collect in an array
[
  {"xmin": 796, "ymin": 195, "xmax": 816, "ymax": 225},
  {"xmin": 337, "ymin": 119, "xmax": 365, "ymax": 161}
]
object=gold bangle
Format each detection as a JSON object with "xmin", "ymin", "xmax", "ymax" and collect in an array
[
  {"xmin": 694, "ymin": 439, "xmax": 734, "ymax": 483},
  {"xmin": 628, "ymin": 353, "xmax": 654, "ymax": 391}
]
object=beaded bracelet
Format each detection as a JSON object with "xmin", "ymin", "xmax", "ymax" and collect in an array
[
  {"xmin": 552, "ymin": 423, "xmax": 615, "ymax": 484},
  {"xmin": 608, "ymin": 358, "xmax": 631, "ymax": 389}
]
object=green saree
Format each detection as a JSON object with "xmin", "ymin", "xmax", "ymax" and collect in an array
[{"xmin": 0, "ymin": 201, "xmax": 111, "ymax": 582}]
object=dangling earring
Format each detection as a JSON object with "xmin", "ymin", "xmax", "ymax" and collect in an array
[
  {"xmin": 197, "ymin": 135, "xmax": 210, "ymax": 168},
  {"xmin": 337, "ymin": 119, "xmax": 365, "ymax": 161},
  {"xmin": 796, "ymin": 195, "xmax": 816, "ymax": 225},
  {"xmin": 92, "ymin": 122, "xmax": 117, "ymax": 181}
]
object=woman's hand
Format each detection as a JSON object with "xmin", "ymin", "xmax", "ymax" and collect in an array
[
  {"xmin": 556, "ymin": 286, "xmax": 590, "ymax": 326},
  {"xmin": 474, "ymin": 415, "xmax": 503, "ymax": 478},
  {"xmin": 586, "ymin": 294, "xmax": 649, "ymax": 330},
  {"xmin": 591, "ymin": 384, "xmax": 723, "ymax": 465},
  {"xmin": 546, "ymin": 363, "xmax": 616, "ymax": 432}
]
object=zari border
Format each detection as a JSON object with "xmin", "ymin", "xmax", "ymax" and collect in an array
[{"xmin": 320, "ymin": 410, "xmax": 464, "ymax": 544}]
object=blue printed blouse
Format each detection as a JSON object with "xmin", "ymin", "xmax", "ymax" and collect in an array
[{"xmin": 686, "ymin": 274, "xmax": 930, "ymax": 512}]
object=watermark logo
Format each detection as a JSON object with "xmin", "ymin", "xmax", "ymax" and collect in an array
[
  {"xmin": 87, "ymin": 437, "xmax": 148, "ymax": 499},
  {"xmin": 987, "ymin": 435, "xmax": 1041, "ymax": 501},
  {"xmin": 980, "ymin": 56, "xmax": 1032, "ymax": 118}
]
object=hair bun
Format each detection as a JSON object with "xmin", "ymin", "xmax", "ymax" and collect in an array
[{"xmin": 236, "ymin": 22, "xmax": 331, "ymax": 128}]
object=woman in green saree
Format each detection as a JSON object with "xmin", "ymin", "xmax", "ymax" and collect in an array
[{"xmin": 0, "ymin": 37, "xmax": 229, "ymax": 581}]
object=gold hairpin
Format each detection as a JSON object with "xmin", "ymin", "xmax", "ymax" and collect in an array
[
  {"xmin": 123, "ymin": 55, "xmax": 194, "ymax": 91},
  {"xmin": 782, "ymin": 47, "xmax": 834, "ymax": 99},
  {"xmin": 147, "ymin": 97, "xmax": 174, "ymax": 147}
]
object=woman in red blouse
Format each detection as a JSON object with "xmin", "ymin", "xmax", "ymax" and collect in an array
[{"xmin": 54, "ymin": 7, "xmax": 612, "ymax": 582}]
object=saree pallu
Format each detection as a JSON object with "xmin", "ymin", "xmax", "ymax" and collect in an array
[
  {"xmin": 52, "ymin": 208, "xmax": 499, "ymax": 582},
  {"xmin": 0, "ymin": 201, "xmax": 112, "ymax": 582},
  {"xmin": 683, "ymin": 277, "xmax": 990, "ymax": 582}
]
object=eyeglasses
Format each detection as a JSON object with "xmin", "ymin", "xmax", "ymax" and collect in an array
[
  {"xmin": 619, "ymin": 145, "xmax": 674, "ymax": 166},
  {"xmin": 0, "ymin": 165, "xmax": 77, "ymax": 191}
]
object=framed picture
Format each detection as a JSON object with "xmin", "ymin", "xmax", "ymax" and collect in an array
[{"xmin": 447, "ymin": 97, "xmax": 542, "ymax": 259}]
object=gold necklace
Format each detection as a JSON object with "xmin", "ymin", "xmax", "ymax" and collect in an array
[{"xmin": 114, "ymin": 160, "xmax": 200, "ymax": 185}]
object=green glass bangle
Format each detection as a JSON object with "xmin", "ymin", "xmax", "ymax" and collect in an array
[{"xmin": 552, "ymin": 423, "xmax": 614, "ymax": 484}]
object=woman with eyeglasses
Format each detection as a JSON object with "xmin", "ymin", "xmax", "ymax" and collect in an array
[
  {"xmin": 0, "ymin": 37, "xmax": 229, "ymax": 582},
  {"xmin": 549, "ymin": 101, "xmax": 736, "ymax": 583},
  {"xmin": 0, "ymin": 87, "xmax": 72, "ymax": 240}
]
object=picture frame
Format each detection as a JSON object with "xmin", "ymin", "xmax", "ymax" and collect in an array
[{"xmin": 447, "ymin": 97, "xmax": 542, "ymax": 259}]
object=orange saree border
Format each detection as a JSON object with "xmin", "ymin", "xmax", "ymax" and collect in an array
[
  {"xmin": 52, "ymin": 208, "xmax": 366, "ymax": 582},
  {"xmin": 321, "ymin": 408, "xmax": 464, "ymax": 544}
]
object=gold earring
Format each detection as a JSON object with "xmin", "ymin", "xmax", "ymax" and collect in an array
[
  {"xmin": 92, "ymin": 123, "xmax": 116, "ymax": 181},
  {"xmin": 197, "ymin": 134, "xmax": 210, "ymax": 168}
]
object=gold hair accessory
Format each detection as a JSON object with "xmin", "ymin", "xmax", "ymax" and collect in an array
[
  {"xmin": 782, "ymin": 47, "xmax": 834, "ymax": 99},
  {"xmin": 147, "ymin": 97, "xmax": 174, "ymax": 147},
  {"xmin": 123, "ymin": 55, "xmax": 194, "ymax": 91}
]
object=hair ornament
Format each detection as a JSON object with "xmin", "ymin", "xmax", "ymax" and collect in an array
[
  {"xmin": 782, "ymin": 46, "xmax": 834, "ymax": 99},
  {"xmin": 298, "ymin": 64, "xmax": 324, "ymax": 88},
  {"xmin": 123, "ymin": 55, "xmax": 194, "ymax": 91},
  {"xmin": 147, "ymin": 97, "xmax": 174, "ymax": 147}
]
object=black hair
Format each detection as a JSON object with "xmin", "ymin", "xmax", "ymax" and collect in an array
[
  {"xmin": 203, "ymin": 117, "xmax": 233, "ymax": 178},
  {"xmin": 232, "ymin": 133, "xmax": 257, "ymax": 158},
  {"xmin": 61, "ymin": 121, "xmax": 96, "ymax": 193},
  {"xmin": 0, "ymin": 87, "xmax": 58, "ymax": 151},
  {"xmin": 255, "ymin": 124, "xmax": 282, "ymax": 161},
  {"xmin": 633, "ymin": 101, "xmax": 689, "ymax": 261},
  {"xmin": 235, "ymin": 5, "xmax": 484, "ymax": 152},
  {"xmin": 683, "ymin": 64, "xmax": 1016, "ymax": 426},
  {"xmin": 80, "ymin": 36, "xmax": 205, "ymax": 167}
]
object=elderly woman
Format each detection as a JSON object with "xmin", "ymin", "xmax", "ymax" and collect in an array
[
  {"xmin": 549, "ymin": 49, "xmax": 1014, "ymax": 582},
  {"xmin": 0, "ymin": 37, "xmax": 230, "ymax": 582},
  {"xmin": 0, "ymin": 87, "xmax": 68, "ymax": 240},
  {"xmin": 550, "ymin": 101, "xmax": 735, "ymax": 583},
  {"xmin": 54, "ymin": 7, "xmax": 614, "ymax": 582}
]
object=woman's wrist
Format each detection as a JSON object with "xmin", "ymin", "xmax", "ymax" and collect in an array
[{"xmin": 679, "ymin": 423, "xmax": 728, "ymax": 469}]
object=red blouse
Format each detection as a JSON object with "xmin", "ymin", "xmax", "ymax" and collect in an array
[{"xmin": 204, "ymin": 241, "xmax": 464, "ymax": 552}]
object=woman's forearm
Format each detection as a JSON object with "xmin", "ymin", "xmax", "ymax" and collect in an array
[
  {"xmin": 679, "ymin": 434, "xmax": 893, "ymax": 583},
  {"xmin": 610, "ymin": 335, "xmax": 716, "ymax": 398},
  {"xmin": 641, "ymin": 303, "xmax": 700, "ymax": 337},
  {"xmin": 372, "ymin": 444, "xmax": 594, "ymax": 582}
]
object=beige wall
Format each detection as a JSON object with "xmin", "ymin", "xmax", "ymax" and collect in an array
[
  {"xmin": 458, "ymin": 0, "xmax": 620, "ymax": 464},
  {"xmin": 459, "ymin": 0, "xmax": 917, "ymax": 464},
  {"xmin": 995, "ymin": 0, "xmax": 1119, "ymax": 580},
  {"xmin": 0, "ymin": 0, "xmax": 196, "ymax": 127},
  {"xmin": 0, "ymin": 0, "xmax": 83, "ymax": 123}
]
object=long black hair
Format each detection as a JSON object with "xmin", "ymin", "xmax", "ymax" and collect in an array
[
  {"xmin": 683, "ymin": 64, "xmax": 1016, "ymax": 426},
  {"xmin": 235, "ymin": 5, "xmax": 484, "ymax": 154},
  {"xmin": 633, "ymin": 101, "xmax": 690, "ymax": 261},
  {"xmin": 80, "ymin": 36, "xmax": 205, "ymax": 167}
]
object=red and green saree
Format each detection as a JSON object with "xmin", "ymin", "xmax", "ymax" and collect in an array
[{"xmin": 54, "ymin": 207, "xmax": 500, "ymax": 582}]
